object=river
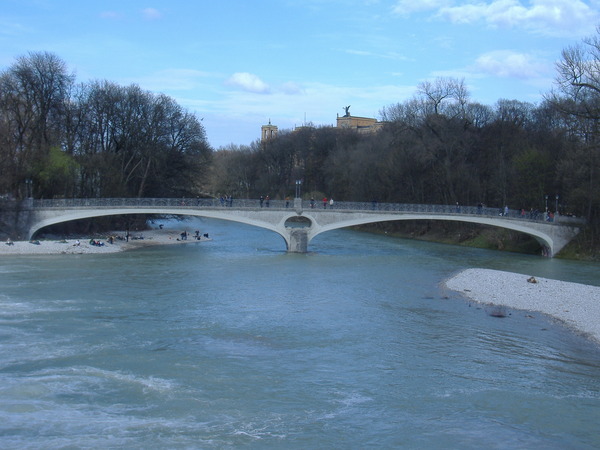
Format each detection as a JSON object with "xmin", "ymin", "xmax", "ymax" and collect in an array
[{"xmin": 1, "ymin": 218, "xmax": 599, "ymax": 449}]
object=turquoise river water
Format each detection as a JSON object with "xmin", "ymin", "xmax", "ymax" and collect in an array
[{"xmin": 1, "ymin": 218, "xmax": 599, "ymax": 449}]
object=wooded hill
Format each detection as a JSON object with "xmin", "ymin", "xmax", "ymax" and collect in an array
[{"xmin": 208, "ymin": 31, "xmax": 600, "ymax": 257}]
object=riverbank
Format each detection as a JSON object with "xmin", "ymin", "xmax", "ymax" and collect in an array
[
  {"xmin": 445, "ymin": 268, "xmax": 600, "ymax": 345},
  {"xmin": 0, "ymin": 229, "xmax": 210, "ymax": 255}
]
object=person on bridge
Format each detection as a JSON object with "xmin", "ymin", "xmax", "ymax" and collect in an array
[
  {"xmin": 329, "ymin": 198, "xmax": 334, "ymax": 209},
  {"xmin": 323, "ymin": 197, "xmax": 327, "ymax": 208}
]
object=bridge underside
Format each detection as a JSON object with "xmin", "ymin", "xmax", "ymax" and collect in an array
[{"xmin": 28, "ymin": 208, "xmax": 580, "ymax": 257}]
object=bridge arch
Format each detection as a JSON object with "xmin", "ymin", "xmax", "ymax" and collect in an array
[
  {"xmin": 304, "ymin": 213, "xmax": 557, "ymax": 255},
  {"xmin": 28, "ymin": 208, "xmax": 305, "ymax": 251}
]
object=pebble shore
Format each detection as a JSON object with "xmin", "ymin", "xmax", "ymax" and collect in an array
[
  {"xmin": 0, "ymin": 230, "xmax": 208, "ymax": 255},
  {"xmin": 445, "ymin": 268, "xmax": 600, "ymax": 345}
]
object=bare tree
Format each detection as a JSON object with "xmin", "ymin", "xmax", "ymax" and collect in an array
[
  {"xmin": 0, "ymin": 52, "xmax": 74, "ymax": 197},
  {"xmin": 417, "ymin": 77, "xmax": 469, "ymax": 117},
  {"xmin": 549, "ymin": 27, "xmax": 600, "ymax": 221}
]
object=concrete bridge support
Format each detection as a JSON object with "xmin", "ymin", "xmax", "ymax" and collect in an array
[{"xmin": 287, "ymin": 228, "xmax": 309, "ymax": 253}]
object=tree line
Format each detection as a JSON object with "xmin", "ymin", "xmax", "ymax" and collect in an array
[
  {"xmin": 0, "ymin": 51, "xmax": 211, "ymax": 200},
  {"xmin": 2, "ymin": 29, "xmax": 600, "ymax": 241},
  {"xmin": 210, "ymin": 32, "xmax": 600, "ymax": 237}
]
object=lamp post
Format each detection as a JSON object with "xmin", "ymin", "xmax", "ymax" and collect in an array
[
  {"xmin": 555, "ymin": 194, "xmax": 559, "ymax": 213},
  {"xmin": 25, "ymin": 178, "xmax": 32, "ymax": 198},
  {"xmin": 545, "ymin": 195, "xmax": 548, "ymax": 212},
  {"xmin": 295, "ymin": 179, "xmax": 302, "ymax": 199}
]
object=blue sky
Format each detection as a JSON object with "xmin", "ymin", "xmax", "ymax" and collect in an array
[{"xmin": 2, "ymin": 0, "xmax": 599, "ymax": 148}]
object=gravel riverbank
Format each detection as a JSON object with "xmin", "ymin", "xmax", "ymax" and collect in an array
[
  {"xmin": 0, "ymin": 229, "xmax": 209, "ymax": 255},
  {"xmin": 445, "ymin": 268, "xmax": 600, "ymax": 345}
]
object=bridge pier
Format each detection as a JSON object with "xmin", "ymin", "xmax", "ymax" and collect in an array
[{"xmin": 287, "ymin": 228, "xmax": 308, "ymax": 253}]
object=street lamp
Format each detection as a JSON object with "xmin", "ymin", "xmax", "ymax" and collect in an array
[
  {"xmin": 545, "ymin": 194, "xmax": 548, "ymax": 212},
  {"xmin": 555, "ymin": 194, "xmax": 559, "ymax": 213},
  {"xmin": 295, "ymin": 179, "xmax": 302, "ymax": 199},
  {"xmin": 25, "ymin": 178, "xmax": 32, "ymax": 198}
]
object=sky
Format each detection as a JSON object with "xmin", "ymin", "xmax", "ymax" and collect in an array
[{"xmin": 2, "ymin": 0, "xmax": 600, "ymax": 149}]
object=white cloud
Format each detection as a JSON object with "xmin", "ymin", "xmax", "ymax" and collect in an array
[
  {"xmin": 136, "ymin": 69, "xmax": 214, "ymax": 91},
  {"xmin": 392, "ymin": 0, "xmax": 599, "ymax": 36},
  {"xmin": 391, "ymin": 0, "xmax": 450, "ymax": 16},
  {"xmin": 281, "ymin": 81, "xmax": 304, "ymax": 95},
  {"xmin": 345, "ymin": 48, "xmax": 410, "ymax": 61},
  {"xmin": 99, "ymin": 11, "xmax": 123, "ymax": 20},
  {"xmin": 213, "ymin": 81, "xmax": 414, "ymax": 124},
  {"xmin": 441, "ymin": 0, "xmax": 597, "ymax": 35},
  {"xmin": 225, "ymin": 72, "xmax": 271, "ymax": 94},
  {"xmin": 142, "ymin": 8, "xmax": 162, "ymax": 20},
  {"xmin": 474, "ymin": 50, "xmax": 548, "ymax": 78}
]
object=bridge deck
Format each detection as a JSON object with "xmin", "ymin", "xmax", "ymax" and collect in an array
[{"xmin": 24, "ymin": 198, "xmax": 584, "ymax": 256}]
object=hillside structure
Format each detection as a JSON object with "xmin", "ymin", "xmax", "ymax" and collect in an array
[
  {"xmin": 336, "ymin": 105, "xmax": 383, "ymax": 133},
  {"xmin": 261, "ymin": 107, "xmax": 383, "ymax": 141},
  {"xmin": 261, "ymin": 120, "xmax": 278, "ymax": 141}
]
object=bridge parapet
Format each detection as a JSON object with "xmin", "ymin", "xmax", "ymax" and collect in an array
[{"xmin": 31, "ymin": 198, "xmax": 584, "ymax": 226}]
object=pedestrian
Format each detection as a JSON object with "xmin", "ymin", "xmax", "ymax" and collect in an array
[
  {"xmin": 323, "ymin": 197, "xmax": 327, "ymax": 208},
  {"xmin": 329, "ymin": 198, "xmax": 334, "ymax": 209},
  {"xmin": 260, "ymin": 196, "xmax": 264, "ymax": 207}
]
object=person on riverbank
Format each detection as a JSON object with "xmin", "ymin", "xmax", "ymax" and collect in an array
[{"xmin": 323, "ymin": 197, "xmax": 328, "ymax": 208}]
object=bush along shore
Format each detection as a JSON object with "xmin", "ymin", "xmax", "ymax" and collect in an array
[{"xmin": 356, "ymin": 221, "xmax": 600, "ymax": 261}]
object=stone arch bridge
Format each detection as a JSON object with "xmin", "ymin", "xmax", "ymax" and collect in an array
[{"xmin": 23, "ymin": 198, "xmax": 583, "ymax": 257}]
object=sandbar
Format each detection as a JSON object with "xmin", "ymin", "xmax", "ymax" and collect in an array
[
  {"xmin": 0, "ymin": 229, "xmax": 209, "ymax": 256},
  {"xmin": 445, "ymin": 268, "xmax": 600, "ymax": 345}
]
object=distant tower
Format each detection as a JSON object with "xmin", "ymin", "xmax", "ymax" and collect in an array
[{"xmin": 261, "ymin": 119, "xmax": 278, "ymax": 142}]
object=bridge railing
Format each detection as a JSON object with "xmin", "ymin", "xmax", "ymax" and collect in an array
[{"xmin": 31, "ymin": 198, "xmax": 583, "ymax": 225}]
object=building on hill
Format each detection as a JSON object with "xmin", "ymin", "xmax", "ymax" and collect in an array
[
  {"xmin": 261, "ymin": 120, "xmax": 278, "ymax": 141},
  {"xmin": 261, "ymin": 107, "xmax": 383, "ymax": 142},
  {"xmin": 336, "ymin": 105, "xmax": 383, "ymax": 134}
]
